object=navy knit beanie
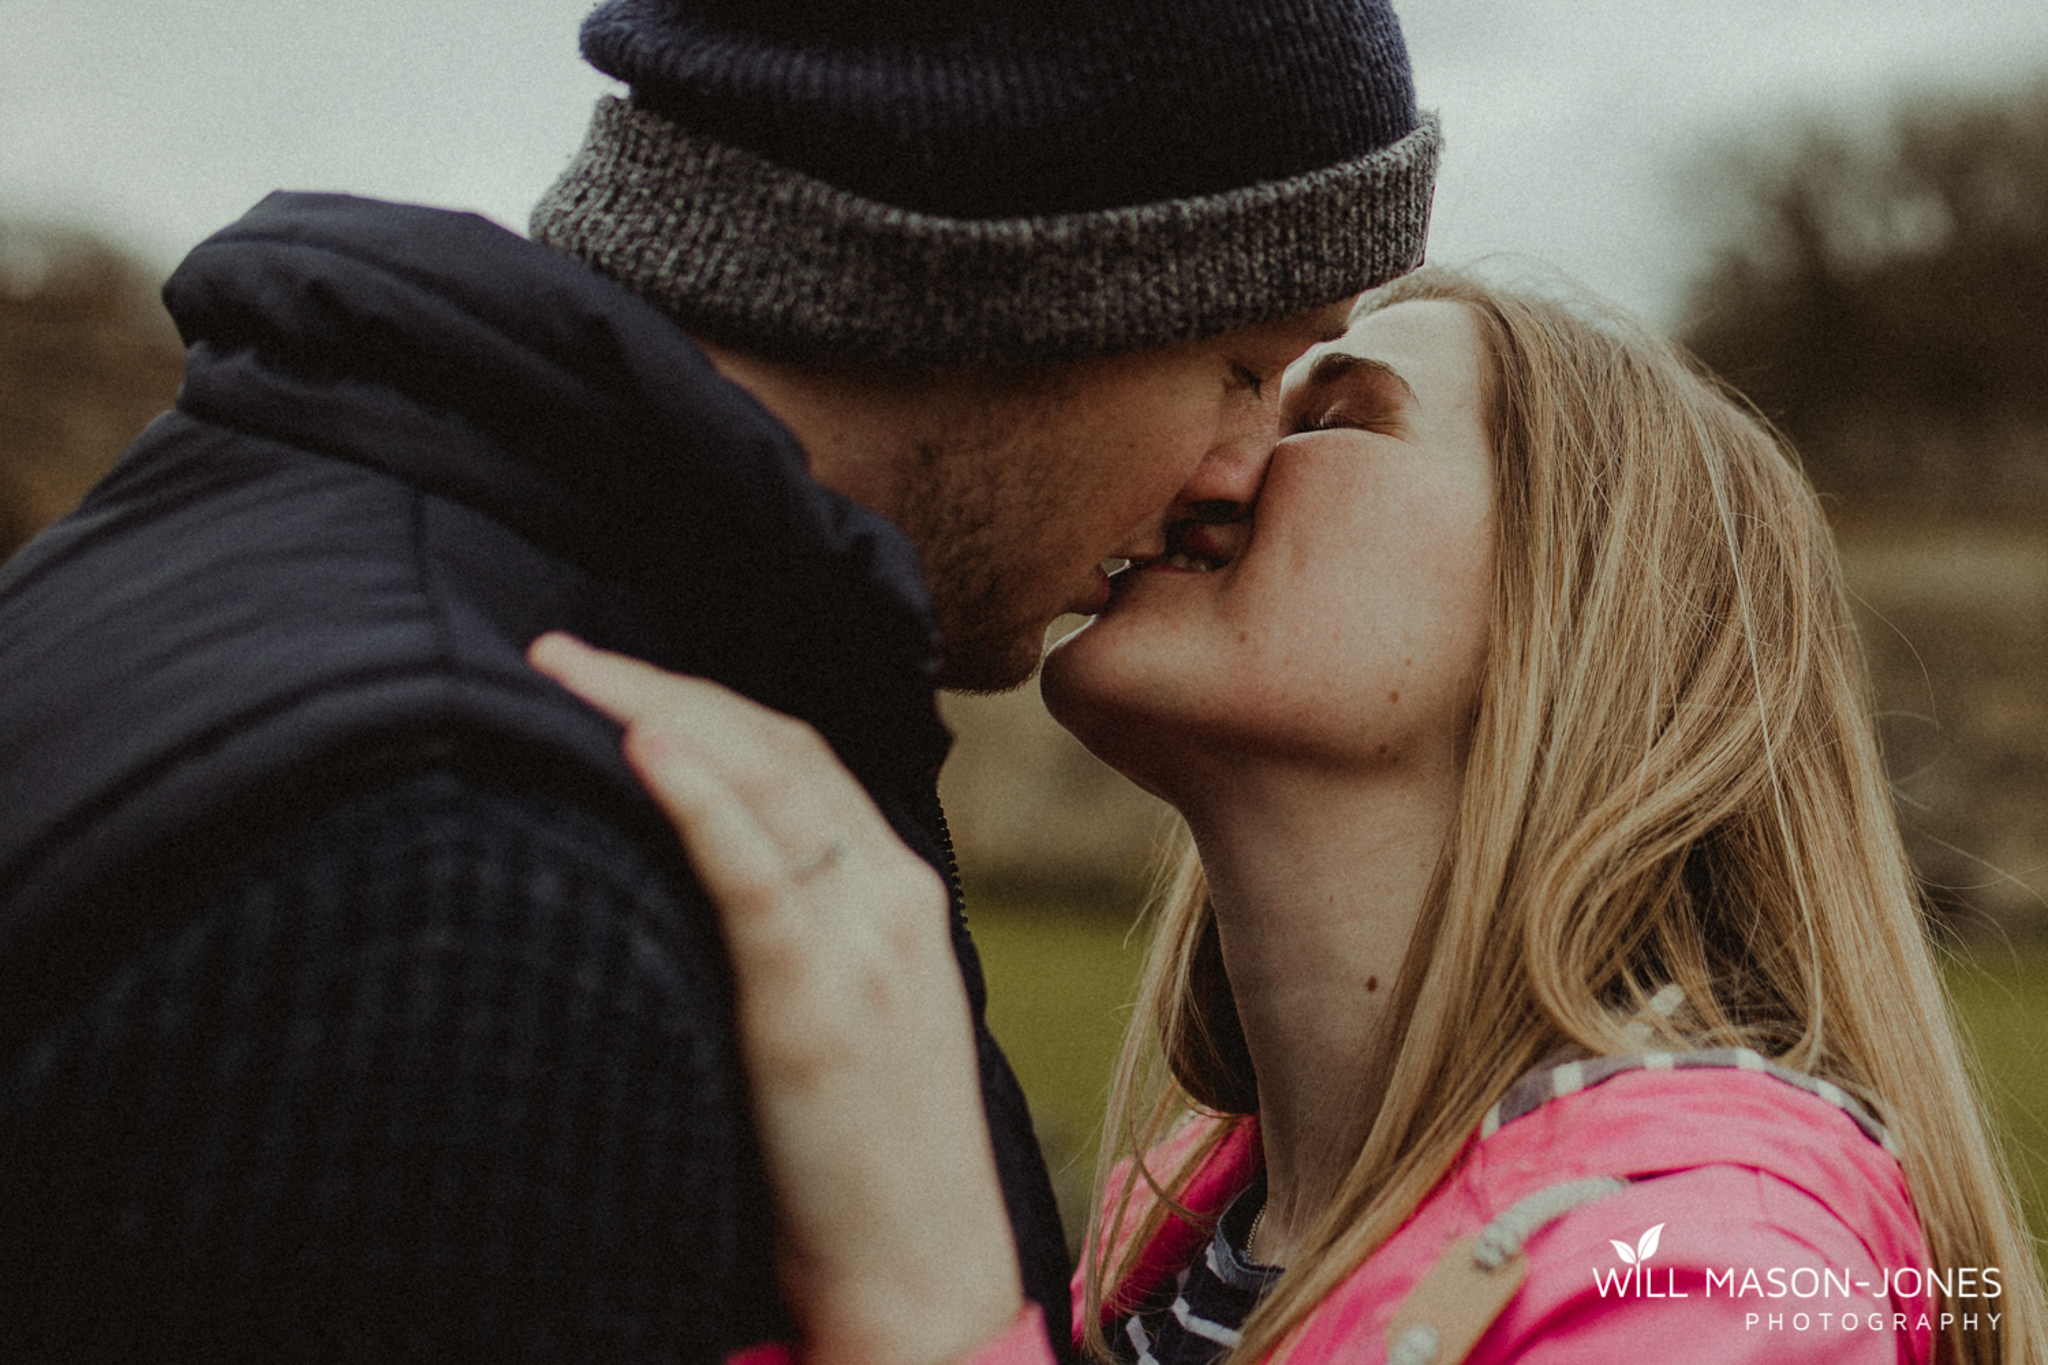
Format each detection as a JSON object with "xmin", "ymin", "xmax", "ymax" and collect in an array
[{"xmin": 532, "ymin": 0, "xmax": 1439, "ymax": 366}]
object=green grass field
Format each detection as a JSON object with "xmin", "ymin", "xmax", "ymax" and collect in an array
[
  {"xmin": 1944, "ymin": 943, "xmax": 2048, "ymax": 1272},
  {"xmin": 968, "ymin": 893, "xmax": 2048, "ymax": 1270},
  {"xmin": 968, "ymin": 896, "xmax": 1150, "ymax": 1238}
]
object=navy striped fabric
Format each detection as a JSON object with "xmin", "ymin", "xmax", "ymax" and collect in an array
[{"xmin": 1113, "ymin": 1174, "xmax": 1281, "ymax": 1365}]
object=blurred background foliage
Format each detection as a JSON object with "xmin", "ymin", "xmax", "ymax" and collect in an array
[
  {"xmin": 0, "ymin": 222, "xmax": 181, "ymax": 559},
  {"xmin": 1683, "ymin": 77, "xmax": 2048, "ymax": 512},
  {"xmin": 2, "ymin": 71, "xmax": 2044, "ymax": 1265}
]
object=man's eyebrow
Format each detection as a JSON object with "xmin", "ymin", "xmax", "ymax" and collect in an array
[{"xmin": 1301, "ymin": 351, "xmax": 1417, "ymax": 401}]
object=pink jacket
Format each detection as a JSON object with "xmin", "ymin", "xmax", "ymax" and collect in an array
[{"xmin": 736, "ymin": 1059, "xmax": 1951, "ymax": 1365}]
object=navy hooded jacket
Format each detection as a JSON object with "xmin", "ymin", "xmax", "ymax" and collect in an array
[{"xmin": 0, "ymin": 193, "xmax": 1069, "ymax": 1362}]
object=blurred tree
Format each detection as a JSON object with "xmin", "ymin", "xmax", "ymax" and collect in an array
[
  {"xmin": 1681, "ymin": 77, "xmax": 2048, "ymax": 511},
  {"xmin": 0, "ymin": 224, "xmax": 182, "ymax": 559}
]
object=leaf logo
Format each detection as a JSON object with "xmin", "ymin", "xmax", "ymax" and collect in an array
[{"xmin": 1609, "ymin": 1224, "xmax": 1664, "ymax": 1266}]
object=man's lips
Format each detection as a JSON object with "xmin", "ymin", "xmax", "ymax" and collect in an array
[{"xmin": 1072, "ymin": 562, "xmax": 1115, "ymax": 615}]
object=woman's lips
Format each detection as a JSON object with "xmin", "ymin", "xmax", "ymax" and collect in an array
[
  {"xmin": 1147, "ymin": 520, "xmax": 1242, "ymax": 573},
  {"xmin": 1088, "ymin": 519, "xmax": 1248, "ymax": 613}
]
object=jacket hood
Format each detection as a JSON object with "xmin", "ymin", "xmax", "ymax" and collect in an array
[{"xmin": 163, "ymin": 192, "xmax": 942, "ymax": 763}]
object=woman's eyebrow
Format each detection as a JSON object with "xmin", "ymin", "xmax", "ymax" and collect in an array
[{"xmin": 1300, "ymin": 350, "xmax": 1417, "ymax": 403}]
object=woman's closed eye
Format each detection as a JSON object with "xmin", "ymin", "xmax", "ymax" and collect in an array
[
  {"xmin": 1288, "ymin": 404, "xmax": 1401, "ymax": 437},
  {"xmin": 1290, "ymin": 408, "xmax": 1351, "ymax": 435},
  {"xmin": 1280, "ymin": 351, "xmax": 1417, "ymax": 438}
]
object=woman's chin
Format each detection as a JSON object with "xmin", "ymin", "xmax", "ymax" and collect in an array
[
  {"xmin": 1038, "ymin": 623, "xmax": 1110, "ymax": 739},
  {"xmin": 1041, "ymin": 623, "xmax": 1141, "ymax": 746},
  {"xmin": 1040, "ymin": 624, "xmax": 1204, "ymax": 802}
]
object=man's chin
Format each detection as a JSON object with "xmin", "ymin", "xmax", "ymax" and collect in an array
[{"xmin": 934, "ymin": 630, "xmax": 1045, "ymax": 695}]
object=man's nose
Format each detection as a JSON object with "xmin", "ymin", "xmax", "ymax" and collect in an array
[
  {"xmin": 1166, "ymin": 388, "xmax": 1277, "ymax": 525},
  {"xmin": 1109, "ymin": 389, "xmax": 1277, "ymax": 561}
]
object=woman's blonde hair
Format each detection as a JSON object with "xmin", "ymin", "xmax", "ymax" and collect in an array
[{"xmin": 1079, "ymin": 267, "xmax": 2043, "ymax": 1365}]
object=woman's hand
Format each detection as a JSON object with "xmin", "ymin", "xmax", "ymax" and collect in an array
[{"xmin": 529, "ymin": 633, "xmax": 1025, "ymax": 1365}]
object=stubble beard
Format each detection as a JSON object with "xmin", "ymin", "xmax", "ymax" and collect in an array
[{"xmin": 893, "ymin": 424, "xmax": 1064, "ymax": 696}]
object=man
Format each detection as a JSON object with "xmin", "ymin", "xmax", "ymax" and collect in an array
[{"xmin": 0, "ymin": 0, "xmax": 1435, "ymax": 1358}]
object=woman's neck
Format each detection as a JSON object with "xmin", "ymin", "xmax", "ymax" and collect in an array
[{"xmin": 1178, "ymin": 754, "xmax": 1461, "ymax": 1267}]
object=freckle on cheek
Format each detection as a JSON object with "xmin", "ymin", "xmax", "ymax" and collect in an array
[
  {"xmin": 1238, "ymin": 630, "xmax": 1249, "ymax": 644},
  {"xmin": 1387, "ymin": 690, "xmax": 1400, "ymax": 704},
  {"xmin": 1366, "ymin": 976, "xmax": 1379, "ymax": 993}
]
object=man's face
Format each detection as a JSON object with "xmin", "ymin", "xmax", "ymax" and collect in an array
[{"xmin": 898, "ymin": 304, "xmax": 1355, "ymax": 692}]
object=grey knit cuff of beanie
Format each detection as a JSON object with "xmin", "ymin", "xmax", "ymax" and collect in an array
[{"xmin": 531, "ymin": 97, "xmax": 1441, "ymax": 368}]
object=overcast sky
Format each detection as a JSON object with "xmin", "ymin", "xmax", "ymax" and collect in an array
[{"xmin": 6, "ymin": 1, "xmax": 2048, "ymax": 327}]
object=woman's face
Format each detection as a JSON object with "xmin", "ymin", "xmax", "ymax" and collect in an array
[{"xmin": 1042, "ymin": 299, "xmax": 1497, "ymax": 794}]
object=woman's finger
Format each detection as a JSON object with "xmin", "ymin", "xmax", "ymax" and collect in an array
[
  {"xmin": 608, "ymin": 735, "xmax": 793, "ymax": 919},
  {"xmin": 529, "ymin": 631, "xmax": 751, "ymax": 732}
]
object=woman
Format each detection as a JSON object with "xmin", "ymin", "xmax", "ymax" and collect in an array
[{"xmin": 530, "ymin": 268, "xmax": 2044, "ymax": 1365}]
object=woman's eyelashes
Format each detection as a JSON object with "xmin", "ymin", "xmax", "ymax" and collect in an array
[
  {"xmin": 1289, "ymin": 408, "xmax": 1350, "ymax": 435},
  {"xmin": 1289, "ymin": 405, "xmax": 1393, "ymax": 436}
]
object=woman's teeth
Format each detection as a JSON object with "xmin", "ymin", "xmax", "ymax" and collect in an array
[{"xmin": 1160, "ymin": 518, "xmax": 1241, "ymax": 573}]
